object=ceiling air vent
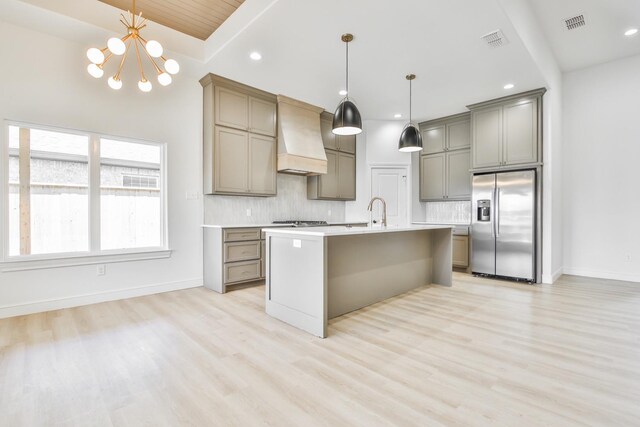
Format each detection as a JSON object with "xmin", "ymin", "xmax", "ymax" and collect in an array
[
  {"xmin": 481, "ymin": 29, "xmax": 509, "ymax": 48},
  {"xmin": 564, "ymin": 14, "xmax": 586, "ymax": 31}
]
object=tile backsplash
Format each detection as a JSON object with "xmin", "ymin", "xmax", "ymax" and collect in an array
[
  {"xmin": 204, "ymin": 173, "xmax": 345, "ymax": 225},
  {"xmin": 425, "ymin": 201, "xmax": 471, "ymax": 224}
]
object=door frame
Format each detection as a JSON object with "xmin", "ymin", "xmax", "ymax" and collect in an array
[{"xmin": 369, "ymin": 164, "xmax": 411, "ymax": 226}]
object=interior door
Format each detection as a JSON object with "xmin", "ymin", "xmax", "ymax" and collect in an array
[
  {"xmin": 495, "ymin": 170, "xmax": 535, "ymax": 280},
  {"xmin": 371, "ymin": 167, "xmax": 408, "ymax": 226}
]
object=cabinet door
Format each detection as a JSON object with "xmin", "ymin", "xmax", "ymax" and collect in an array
[
  {"xmin": 215, "ymin": 86, "xmax": 249, "ymax": 130},
  {"xmin": 214, "ymin": 128, "xmax": 249, "ymax": 193},
  {"xmin": 320, "ymin": 117, "xmax": 338, "ymax": 151},
  {"xmin": 422, "ymin": 125, "xmax": 446, "ymax": 154},
  {"xmin": 420, "ymin": 153, "xmax": 445, "ymax": 200},
  {"xmin": 337, "ymin": 135, "xmax": 356, "ymax": 154},
  {"xmin": 337, "ymin": 152, "xmax": 356, "ymax": 200},
  {"xmin": 471, "ymin": 106, "xmax": 502, "ymax": 169},
  {"xmin": 447, "ymin": 119, "xmax": 471, "ymax": 151},
  {"xmin": 446, "ymin": 150, "xmax": 471, "ymax": 200},
  {"xmin": 249, "ymin": 97, "xmax": 276, "ymax": 137},
  {"xmin": 249, "ymin": 134, "xmax": 276, "ymax": 195},
  {"xmin": 318, "ymin": 150, "xmax": 338, "ymax": 198},
  {"xmin": 503, "ymin": 98, "xmax": 538, "ymax": 166},
  {"xmin": 452, "ymin": 236, "xmax": 469, "ymax": 267}
]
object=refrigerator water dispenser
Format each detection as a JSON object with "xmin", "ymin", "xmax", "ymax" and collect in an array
[{"xmin": 477, "ymin": 200, "xmax": 491, "ymax": 222}]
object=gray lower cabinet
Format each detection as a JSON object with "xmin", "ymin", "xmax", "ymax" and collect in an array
[
  {"xmin": 452, "ymin": 235, "xmax": 469, "ymax": 268},
  {"xmin": 308, "ymin": 150, "xmax": 355, "ymax": 200},
  {"xmin": 420, "ymin": 150, "xmax": 470, "ymax": 201},
  {"xmin": 204, "ymin": 226, "xmax": 268, "ymax": 293},
  {"xmin": 468, "ymin": 88, "xmax": 545, "ymax": 170},
  {"xmin": 201, "ymin": 74, "xmax": 278, "ymax": 196}
]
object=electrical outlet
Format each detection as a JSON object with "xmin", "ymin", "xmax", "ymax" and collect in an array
[
  {"xmin": 246, "ymin": 209, "xmax": 252, "ymax": 217},
  {"xmin": 185, "ymin": 192, "xmax": 199, "ymax": 200},
  {"xmin": 624, "ymin": 254, "xmax": 632, "ymax": 262},
  {"xmin": 97, "ymin": 264, "xmax": 106, "ymax": 276}
]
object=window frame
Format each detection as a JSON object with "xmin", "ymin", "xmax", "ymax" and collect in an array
[{"xmin": 1, "ymin": 120, "xmax": 170, "ymax": 271}]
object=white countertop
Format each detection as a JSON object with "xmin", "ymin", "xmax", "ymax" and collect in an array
[
  {"xmin": 202, "ymin": 222, "xmax": 368, "ymax": 229},
  {"xmin": 265, "ymin": 224, "xmax": 453, "ymax": 237}
]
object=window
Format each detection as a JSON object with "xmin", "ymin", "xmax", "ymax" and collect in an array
[{"xmin": 4, "ymin": 123, "xmax": 166, "ymax": 261}]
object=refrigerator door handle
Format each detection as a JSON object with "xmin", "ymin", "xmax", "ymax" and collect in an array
[
  {"xmin": 496, "ymin": 187, "xmax": 501, "ymax": 237},
  {"xmin": 492, "ymin": 186, "xmax": 497, "ymax": 238}
]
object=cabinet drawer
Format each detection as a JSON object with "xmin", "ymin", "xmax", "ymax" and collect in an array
[
  {"xmin": 224, "ymin": 241, "xmax": 260, "ymax": 262},
  {"xmin": 224, "ymin": 260, "xmax": 261, "ymax": 284},
  {"xmin": 223, "ymin": 228, "xmax": 261, "ymax": 242}
]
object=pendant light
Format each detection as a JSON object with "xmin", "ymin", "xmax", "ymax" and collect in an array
[
  {"xmin": 332, "ymin": 34, "xmax": 362, "ymax": 136},
  {"xmin": 398, "ymin": 74, "xmax": 423, "ymax": 152}
]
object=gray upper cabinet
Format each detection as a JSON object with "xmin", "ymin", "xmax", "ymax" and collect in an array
[
  {"xmin": 503, "ymin": 98, "xmax": 537, "ymax": 166},
  {"xmin": 447, "ymin": 150, "xmax": 471, "ymax": 199},
  {"xmin": 420, "ymin": 153, "xmax": 445, "ymax": 200},
  {"xmin": 215, "ymin": 86, "xmax": 249, "ymax": 130},
  {"xmin": 418, "ymin": 112, "xmax": 471, "ymax": 201},
  {"xmin": 249, "ymin": 134, "xmax": 276, "ymax": 195},
  {"xmin": 201, "ymin": 74, "xmax": 278, "ymax": 196},
  {"xmin": 308, "ymin": 114, "xmax": 357, "ymax": 201},
  {"xmin": 471, "ymin": 106, "xmax": 502, "ymax": 169},
  {"xmin": 320, "ymin": 116, "xmax": 338, "ymax": 151},
  {"xmin": 249, "ymin": 97, "xmax": 277, "ymax": 137},
  {"xmin": 422, "ymin": 125, "xmax": 446, "ymax": 154},
  {"xmin": 214, "ymin": 127, "xmax": 249, "ymax": 193},
  {"xmin": 468, "ymin": 88, "xmax": 545, "ymax": 170}
]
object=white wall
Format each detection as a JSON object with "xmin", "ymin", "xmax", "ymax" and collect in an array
[
  {"xmin": 0, "ymin": 21, "xmax": 204, "ymax": 317},
  {"xmin": 498, "ymin": 0, "xmax": 564, "ymax": 283},
  {"xmin": 562, "ymin": 54, "xmax": 640, "ymax": 283},
  {"xmin": 345, "ymin": 120, "xmax": 414, "ymax": 223}
]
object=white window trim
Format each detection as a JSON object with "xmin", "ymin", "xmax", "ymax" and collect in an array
[{"xmin": 1, "ymin": 120, "xmax": 170, "ymax": 269}]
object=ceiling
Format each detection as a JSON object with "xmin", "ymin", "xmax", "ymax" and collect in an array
[
  {"xmin": 530, "ymin": 0, "xmax": 640, "ymax": 71},
  {"xmin": 99, "ymin": 0, "xmax": 245, "ymax": 40},
  {"xmin": 203, "ymin": 0, "xmax": 546, "ymax": 121}
]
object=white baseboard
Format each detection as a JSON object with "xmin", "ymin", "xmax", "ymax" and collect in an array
[
  {"xmin": 0, "ymin": 278, "xmax": 203, "ymax": 319},
  {"xmin": 542, "ymin": 267, "xmax": 564, "ymax": 284},
  {"xmin": 562, "ymin": 267, "xmax": 640, "ymax": 284}
]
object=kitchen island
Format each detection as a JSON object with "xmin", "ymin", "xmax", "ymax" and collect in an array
[{"xmin": 264, "ymin": 225, "xmax": 453, "ymax": 337}]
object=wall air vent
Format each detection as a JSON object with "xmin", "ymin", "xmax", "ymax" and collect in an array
[
  {"xmin": 481, "ymin": 29, "xmax": 509, "ymax": 48},
  {"xmin": 564, "ymin": 14, "xmax": 586, "ymax": 31}
]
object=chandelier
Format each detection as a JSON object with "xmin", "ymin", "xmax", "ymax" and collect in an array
[{"xmin": 85, "ymin": 0, "xmax": 179, "ymax": 92}]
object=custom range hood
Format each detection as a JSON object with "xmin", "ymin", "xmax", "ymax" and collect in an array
[{"xmin": 277, "ymin": 95, "xmax": 327, "ymax": 175}]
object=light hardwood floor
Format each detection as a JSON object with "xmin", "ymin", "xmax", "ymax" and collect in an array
[{"xmin": 1, "ymin": 273, "xmax": 639, "ymax": 426}]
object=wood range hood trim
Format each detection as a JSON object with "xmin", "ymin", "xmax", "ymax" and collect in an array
[{"xmin": 276, "ymin": 95, "xmax": 327, "ymax": 176}]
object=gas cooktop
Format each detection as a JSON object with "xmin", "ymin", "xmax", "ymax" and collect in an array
[{"xmin": 272, "ymin": 220, "xmax": 329, "ymax": 227}]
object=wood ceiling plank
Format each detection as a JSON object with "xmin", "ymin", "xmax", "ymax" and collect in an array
[{"xmin": 99, "ymin": 0, "xmax": 245, "ymax": 40}]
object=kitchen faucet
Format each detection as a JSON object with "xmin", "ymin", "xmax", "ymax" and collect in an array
[{"xmin": 367, "ymin": 197, "xmax": 387, "ymax": 227}]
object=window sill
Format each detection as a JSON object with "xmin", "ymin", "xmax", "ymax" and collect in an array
[{"xmin": 1, "ymin": 249, "xmax": 172, "ymax": 273}]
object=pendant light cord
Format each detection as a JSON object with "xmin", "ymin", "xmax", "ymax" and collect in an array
[
  {"xmin": 345, "ymin": 41, "xmax": 349, "ymax": 97},
  {"xmin": 409, "ymin": 78, "xmax": 412, "ymax": 123}
]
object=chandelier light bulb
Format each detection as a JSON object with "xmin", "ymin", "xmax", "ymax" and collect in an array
[
  {"xmin": 164, "ymin": 59, "xmax": 180, "ymax": 75},
  {"xmin": 158, "ymin": 72, "xmax": 172, "ymax": 86},
  {"xmin": 107, "ymin": 37, "xmax": 126, "ymax": 55},
  {"xmin": 145, "ymin": 40, "xmax": 163, "ymax": 58},
  {"xmin": 87, "ymin": 63, "xmax": 104, "ymax": 78},
  {"xmin": 138, "ymin": 79, "xmax": 152, "ymax": 92},
  {"xmin": 86, "ymin": 47, "xmax": 105, "ymax": 64},
  {"xmin": 108, "ymin": 76, "xmax": 122, "ymax": 90}
]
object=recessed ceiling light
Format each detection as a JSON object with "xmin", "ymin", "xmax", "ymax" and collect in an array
[
  {"xmin": 504, "ymin": 83, "xmax": 515, "ymax": 90},
  {"xmin": 249, "ymin": 51, "xmax": 262, "ymax": 61},
  {"xmin": 624, "ymin": 28, "xmax": 638, "ymax": 36},
  {"xmin": 394, "ymin": 113, "xmax": 402, "ymax": 119},
  {"xmin": 338, "ymin": 89, "xmax": 348, "ymax": 96}
]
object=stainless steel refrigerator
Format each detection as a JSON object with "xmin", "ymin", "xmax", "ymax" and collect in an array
[{"xmin": 472, "ymin": 170, "xmax": 537, "ymax": 282}]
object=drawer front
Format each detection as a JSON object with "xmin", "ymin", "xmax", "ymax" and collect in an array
[
  {"xmin": 224, "ymin": 260, "xmax": 261, "ymax": 284},
  {"xmin": 224, "ymin": 241, "xmax": 260, "ymax": 262},
  {"xmin": 223, "ymin": 228, "xmax": 261, "ymax": 242}
]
